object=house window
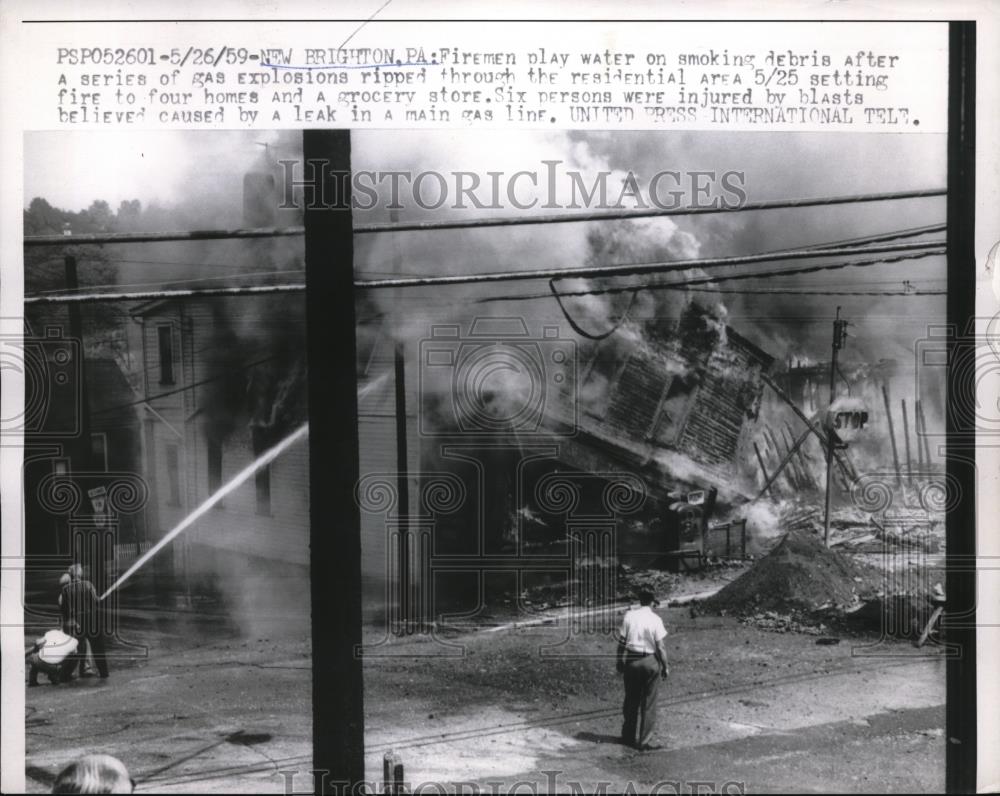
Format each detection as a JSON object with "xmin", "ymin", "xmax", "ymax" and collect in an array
[
  {"xmin": 251, "ymin": 429, "xmax": 271, "ymax": 516},
  {"xmin": 157, "ymin": 325, "xmax": 175, "ymax": 385},
  {"xmin": 165, "ymin": 444, "xmax": 181, "ymax": 506},
  {"xmin": 207, "ymin": 438, "xmax": 223, "ymax": 507},
  {"xmin": 90, "ymin": 433, "xmax": 108, "ymax": 471}
]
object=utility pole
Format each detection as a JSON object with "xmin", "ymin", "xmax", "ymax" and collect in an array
[
  {"xmin": 390, "ymin": 208, "xmax": 411, "ymax": 633},
  {"xmin": 823, "ymin": 307, "xmax": 848, "ymax": 547},
  {"xmin": 64, "ymin": 254, "xmax": 107, "ymax": 605},
  {"xmin": 304, "ymin": 130, "xmax": 365, "ymax": 792}
]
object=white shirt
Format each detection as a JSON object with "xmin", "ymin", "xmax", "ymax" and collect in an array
[
  {"xmin": 617, "ymin": 605, "xmax": 667, "ymax": 654},
  {"xmin": 36, "ymin": 630, "xmax": 78, "ymax": 665}
]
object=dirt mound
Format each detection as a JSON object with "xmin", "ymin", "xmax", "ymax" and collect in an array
[{"xmin": 703, "ymin": 530, "xmax": 879, "ymax": 617}]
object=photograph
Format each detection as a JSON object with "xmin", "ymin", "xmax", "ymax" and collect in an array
[{"xmin": 16, "ymin": 121, "xmax": 960, "ymax": 792}]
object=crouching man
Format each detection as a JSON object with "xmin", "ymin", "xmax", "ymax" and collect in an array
[
  {"xmin": 616, "ymin": 589, "xmax": 669, "ymax": 751},
  {"xmin": 27, "ymin": 629, "xmax": 79, "ymax": 686}
]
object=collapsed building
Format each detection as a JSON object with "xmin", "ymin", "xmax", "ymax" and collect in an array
[{"xmin": 352, "ymin": 298, "xmax": 776, "ymax": 625}]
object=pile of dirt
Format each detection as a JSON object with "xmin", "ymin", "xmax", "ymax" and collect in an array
[{"xmin": 703, "ymin": 530, "xmax": 880, "ymax": 617}]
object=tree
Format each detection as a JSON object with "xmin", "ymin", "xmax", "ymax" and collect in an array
[{"xmin": 23, "ymin": 198, "xmax": 129, "ymax": 370}]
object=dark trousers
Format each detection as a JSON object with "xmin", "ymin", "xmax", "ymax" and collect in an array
[
  {"xmin": 83, "ymin": 630, "xmax": 109, "ymax": 678},
  {"xmin": 70, "ymin": 618, "xmax": 109, "ymax": 678},
  {"xmin": 27, "ymin": 654, "xmax": 76, "ymax": 685},
  {"xmin": 622, "ymin": 653, "xmax": 660, "ymax": 747}
]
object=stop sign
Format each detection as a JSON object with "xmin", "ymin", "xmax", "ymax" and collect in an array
[{"xmin": 824, "ymin": 396, "xmax": 870, "ymax": 443}]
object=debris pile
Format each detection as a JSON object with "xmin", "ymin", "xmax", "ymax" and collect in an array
[
  {"xmin": 702, "ymin": 530, "xmax": 880, "ymax": 618},
  {"xmin": 617, "ymin": 565, "xmax": 682, "ymax": 599},
  {"xmin": 739, "ymin": 611, "xmax": 829, "ymax": 635}
]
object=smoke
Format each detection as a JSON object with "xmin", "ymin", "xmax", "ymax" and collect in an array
[
  {"xmin": 570, "ymin": 129, "xmax": 947, "ymax": 365},
  {"xmin": 31, "ymin": 129, "xmax": 949, "ymax": 625},
  {"xmin": 100, "ymin": 131, "xmax": 310, "ymax": 636}
]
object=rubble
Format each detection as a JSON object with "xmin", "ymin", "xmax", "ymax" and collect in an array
[
  {"xmin": 739, "ymin": 610, "xmax": 828, "ymax": 635},
  {"xmin": 702, "ymin": 529, "xmax": 881, "ymax": 619}
]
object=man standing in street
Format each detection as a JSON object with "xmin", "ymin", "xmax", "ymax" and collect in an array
[
  {"xmin": 65, "ymin": 564, "xmax": 109, "ymax": 679},
  {"xmin": 616, "ymin": 589, "xmax": 669, "ymax": 751}
]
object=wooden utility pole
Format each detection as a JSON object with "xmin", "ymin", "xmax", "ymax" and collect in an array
[
  {"xmin": 823, "ymin": 307, "xmax": 847, "ymax": 547},
  {"xmin": 901, "ymin": 398, "xmax": 913, "ymax": 485},
  {"xmin": 753, "ymin": 441, "xmax": 773, "ymax": 497},
  {"xmin": 304, "ymin": 130, "xmax": 365, "ymax": 793},
  {"xmin": 390, "ymin": 208, "xmax": 411, "ymax": 633},
  {"xmin": 914, "ymin": 398, "xmax": 924, "ymax": 471},
  {"xmin": 761, "ymin": 373, "xmax": 857, "ymax": 482},
  {"xmin": 64, "ymin": 254, "xmax": 109, "ymax": 608},
  {"xmin": 785, "ymin": 420, "xmax": 816, "ymax": 490},
  {"xmin": 916, "ymin": 398, "xmax": 933, "ymax": 465},
  {"xmin": 882, "ymin": 383, "xmax": 902, "ymax": 487},
  {"xmin": 765, "ymin": 426, "xmax": 796, "ymax": 489}
]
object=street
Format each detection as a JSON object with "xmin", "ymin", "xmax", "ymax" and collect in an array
[{"xmin": 23, "ymin": 600, "xmax": 945, "ymax": 793}]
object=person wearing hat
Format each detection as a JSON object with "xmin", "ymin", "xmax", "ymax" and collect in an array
[{"xmin": 615, "ymin": 589, "xmax": 669, "ymax": 751}]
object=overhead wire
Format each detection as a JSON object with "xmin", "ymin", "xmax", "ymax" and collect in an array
[
  {"xmin": 34, "ymin": 268, "xmax": 307, "ymax": 295},
  {"xmin": 21, "ymin": 187, "xmax": 947, "ymax": 247}
]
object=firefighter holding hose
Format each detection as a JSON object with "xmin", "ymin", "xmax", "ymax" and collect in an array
[{"xmin": 65, "ymin": 564, "xmax": 110, "ymax": 679}]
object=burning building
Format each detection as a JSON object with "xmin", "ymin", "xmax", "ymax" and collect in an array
[
  {"xmin": 130, "ymin": 294, "xmax": 310, "ymax": 599},
  {"xmin": 351, "ymin": 296, "xmax": 774, "ymax": 624}
]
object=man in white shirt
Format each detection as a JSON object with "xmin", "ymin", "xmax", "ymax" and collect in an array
[
  {"xmin": 26, "ymin": 629, "xmax": 79, "ymax": 686},
  {"xmin": 616, "ymin": 590, "xmax": 669, "ymax": 750}
]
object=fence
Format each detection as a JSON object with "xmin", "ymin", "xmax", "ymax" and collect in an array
[
  {"xmin": 112, "ymin": 540, "xmax": 154, "ymax": 569},
  {"xmin": 703, "ymin": 519, "xmax": 748, "ymax": 560}
]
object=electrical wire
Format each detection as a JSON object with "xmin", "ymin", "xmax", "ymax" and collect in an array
[
  {"xmin": 90, "ymin": 352, "xmax": 283, "ymax": 415},
  {"xmin": 105, "ymin": 257, "xmax": 303, "ymax": 269},
  {"xmin": 24, "ymin": 283, "xmax": 307, "ymax": 305},
  {"xmin": 24, "ymin": 242, "xmax": 945, "ymax": 304},
  {"xmin": 353, "ymin": 240, "xmax": 944, "ymax": 290},
  {"xmin": 34, "ymin": 268, "xmax": 306, "ymax": 295},
  {"xmin": 548, "ymin": 282, "xmax": 638, "ymax": 340},
  {"xmin": 789, "ymin": 222, "xmax": 946, "ymax": 252},
  {"xmin": 538, "ymin": 248, "xmax": 946, "ymax": 301},
  {"xmin": 21, "ymin": 188, "xmax": 947, "ymax": 248},
  {"xmin": 347, "ymin": 254, "xmax": 945, "ymax": 322}
]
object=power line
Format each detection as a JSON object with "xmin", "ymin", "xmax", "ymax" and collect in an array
[
  {"xmin": 23, "ymin": 243, "xmax": 945, "ymax": 305},
  {"xmin": 350, "ymin": 251, "xmax": 946, "ymax": 322},
  {"xmin": 106, "ymin": 257, "xmax": 303, "ymax": 269},
  {"xmin": 29, "ymin": 225, "xmax": 943, "ymax": 297},
  {"xmin": 24, "ymin": 283, "xmax": 307, "ymax": 305},
  {"xmin": 91, "ymin": 352, "xmax": 283, "ymax": 415},
  {"xmin": 307, "ymin": 188, "xmax": 950, "ymax": 234},
  {"xmin": 353, "ymin": 241, "xmax": 944, "ymax": 290},
  {"xmin": 21, "ymin": 188, "xmax": 947, "ymax": 247},
  {"xmin": 349, "ymin": 223, "xmax": 947, "ymax": 282},
  {"xmin": 536, "ymin": 249, "xmax": 946, "ymax": 300},
  {"xmin": 792, "ymin": 222, "xmax": 946, "ymax": 251},
  {"xmin": 34, "ymin": 268, "xmax": 306, "ymax": 296},
  {"xmin": 652, "ymin": 286, "xmax": 946, "ymax": 297}
]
